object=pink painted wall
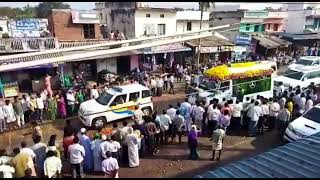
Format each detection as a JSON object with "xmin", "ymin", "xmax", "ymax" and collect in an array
[{"xmin": 130, "ymin": 54, "xmax": 139, "ymax": 70}]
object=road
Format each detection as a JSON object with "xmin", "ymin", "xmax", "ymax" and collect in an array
[{"xmin": 0, "ymin": 82, "xmax": 285, "ymax": 178}]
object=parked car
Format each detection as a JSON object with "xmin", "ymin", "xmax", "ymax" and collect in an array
[
  {"xmin": 288, "ymin": 56, "xmax": 320, "ymax": 71},
  {"xmin": 283, "ymin": 104, "xmax": 320, "ymax": 142},
  {"xmin": 273, "ymin": 66, "xmax": 320, "ymax": 89}
]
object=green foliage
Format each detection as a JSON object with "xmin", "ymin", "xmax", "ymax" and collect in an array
[
  {"xmin": 35, "ymin": 2, "xmax": 71, "ymax": 18},
  {"xmin": 0, "ymin": 6, "xmax": 36, "ymax": 19}
]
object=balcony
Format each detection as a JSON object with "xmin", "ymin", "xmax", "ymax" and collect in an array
[{"xmin": 0, "ymin": 38, "xmax": 59, "ymax": 53}]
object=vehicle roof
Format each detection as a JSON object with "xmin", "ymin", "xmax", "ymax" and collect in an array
[
  {"xmin": 299, "ymin": 56, "xmax": 320, "ymax": 61},
  {"xmin": 290, "ymin": 65, "xmax": 320, "ymax": 72},
  {"xmin": 108, "ymin": 84, "xmax": 149, "ymax": 94}
]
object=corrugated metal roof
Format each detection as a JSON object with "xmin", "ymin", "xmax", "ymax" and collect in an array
[
  {"xmin": 195, "ymin": 132, "xmax": 320, "ymax": 178},
  {"xmin": 186, "ymin": 36, "xmax": 235, "ymax": 47}
]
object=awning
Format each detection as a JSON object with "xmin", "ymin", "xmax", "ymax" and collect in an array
[
  {"xmin": 274, "ymin": 32, "xmax": 320, "ymax": 41},
  {"xmin": 186, "ymin": 36, "xmax": 235, "ymax": 47},
  {"xmin": 252, "ymin": 33, "xmax": 292, "ymax": 49},
  {"xmin": 143, "ymin": 43, "xmax": 191, "ymax": 54}
]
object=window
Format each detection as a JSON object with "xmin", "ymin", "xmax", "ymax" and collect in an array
[
  {"xmin": 111, "ymin": 94, "xmax": 127, "ymax": 106},
  {"xmin": 0, "ymin": 26, "xmax": 3, "ymax": 31},
  {"xmin": 245, "ymin": 24, "xmax": 250, "ymax": 31},
  {"xmin": 83, "ymin": 24, "xmax": 95, "ymax": 39},
  {"xmin": 303, "ymin": 107, "xmax": 320, "ymax": 123},
  {"xmin": 146, "ymin": 14, "xmax": 150, "ymax": 18},
  {"xmin": 254, "ymin": 25, "xmax": 260, "ymax": 32},
  {"xmin": 273, "ymin": 24, "xmax": 279, "ymax": 31},
  {"xmin": 267, "ymin": 24, "xmax": 271, "ymax": 30},
  {"xmin": 96, "ymin": 92, "xmax": 113, "ymax": 105},
  {"xmin": 157, "ymin": 24, "xmax": 166, "ymax": 35},
  {"xmin": 129, "ymin": 92, "xmax": 140, "ymax": 102},
  {"xmin": 160, "ymin": 14, "xmax": 164, "ymax": 18},
  {"xmin": 232, "ymin": 77, "xmax": 272, "ymax": 96},
  {"xmin": 284, "ymin": 70, "xmax": 304, "ymax": 80},
  {"xmin": 187, "ymin": 22, "xmax": 192, "ymax": 31},
  {"xmin": 142, "ymin": 90, "xmax": 151, "ymax": 98}
]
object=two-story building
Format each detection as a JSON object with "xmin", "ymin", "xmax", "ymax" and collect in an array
[
  {"xmin": 239, "ymin": 11, "xmax": 268, "ymax": 33},
  {"xmin": 47, "ymin": 9, "xmax": 102, "ymax": 41},
  {"xmin": 176, "ymin": 10, "xmax": 210, "ymax": 33},
  {"xmin": 264, "ymin": 11, "xmax": 287, "ymax": 33}
]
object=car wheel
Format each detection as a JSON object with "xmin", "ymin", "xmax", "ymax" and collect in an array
[
  {"xmin": 92, "ymin": 117, "xmax": 106, "ymax": 129},
  {"xmin": 142, "ymin": 107, "xmax": 152, "ymax": 116}
]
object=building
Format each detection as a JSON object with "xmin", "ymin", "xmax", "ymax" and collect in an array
[
  {"xmin": 47, "ymin": 9, "xmax": 102, "ymax": 41},
  {"xmin": 305, "ymin": 9, "xmax": 320, "ymax": 32},
  {"xmin": 0, "ymin": 17, "xmax": 9, "ymax": 37},
  {"xmin": 176, "ymin": 10, "xmax": 210, "ymax": 33},
  {"xmin": 96, "ymin": 2, "xmax": 177, "ymax": 39},
  {"xmin": 240, "ymin": 11, "xmax": 268, "ymax": 33},
  {"xmin": 264, "ymin": 11, "xmax": 287, "ymax": 33}
]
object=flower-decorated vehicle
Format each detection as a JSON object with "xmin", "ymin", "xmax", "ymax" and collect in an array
[{"xmin": 191, "ymin": 61, "xmax": 277, "ymax": 105}]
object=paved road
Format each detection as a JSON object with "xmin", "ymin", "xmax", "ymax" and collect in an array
[{"xmin": 0, "ymin": 82, "xmax": 285, "ymax": 178}]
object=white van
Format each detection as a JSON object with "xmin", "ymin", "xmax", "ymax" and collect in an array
[
  {"xmin": 274, "ymin": 66, "xmax": 320, "ymax": 89},
  {"xmin": 288, "ymin": 56, "xmax": 320, "ymax": 71},
  {"xmin": 79, "ymin": 84, "xmax": 154, "ymax": 129}
]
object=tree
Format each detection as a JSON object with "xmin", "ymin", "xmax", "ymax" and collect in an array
[
  {"xmin": 197, "ymin": 2, "xmax": 214, "ymax": 67},
  {"xmin": 35, "ymin": 2, "xmax": 70, "ymax": 18}
]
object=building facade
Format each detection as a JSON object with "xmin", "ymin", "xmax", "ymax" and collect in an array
[
  {"xmin": 264, "ymin": 11, "xmax": 287, "ymax": 33},
  {"xmin": 239, "ymin": 11, "xmax": 268, "ymax": 33},
  {"xmin": 48, "ymin": 9, "xmax": 102, "ymax": 41},
  {"xmin": 176, "ymin": 11, "xmax": 210, "ymax": 33}
]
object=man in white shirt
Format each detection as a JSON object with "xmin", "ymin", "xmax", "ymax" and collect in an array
[
  {"xmin": 66, "ymin": 90, "xmax": 76, "ymax": 117},
  {"xmin": 297, "ymin": 93, "xmax": 306, "ymax": 116},
  {"xmin": 156, "ymin": 76, "xmax": 164, "ymax": 97},
  {"xmin": 192, "ymin": 101, "xmax": 205, "ymax": 131},
  {"xmin": 166, "ymin": 105, "xmax": 176, "ymax": 121},
  {"xmin": 0, "ymin": 104, "xmax": 6, "ymax": 132},
  {"xmin": 90, "ymin": 85, "xmax": 99, "ymax": 99},
  {"xmin": 184, "ymin": 73, "xmax": 191, "ymax": 93},
  {"xmin": 68, "ymin": 136, "xmax": 85, "ymax": 178},
  {"xmin": 3, "ymin": 100, "xmax": 16, "ymax": 124},
  {"xmin": 231, "ymin": 99, "xmax": 242, "ymax": 131},
  {"xmin": 208, "ymin": 103, "xmax": 221, "ymax": 135},
  {"xmin": 36, "ymin": 93, "xmax": 44, "ymax": 122},
  {"xmin": 259, "ymin": 100, "xmax": 269, "ymax": 135},
  {"xmin": 108, "ymin": 136, "xmax": 121, "ymax": 161},
  {"xmin": 102, "ymin": 151, "xmax": 119, "ymax": 178},
  {"xmin": 305, "ymin": 96, "xmax": 314, "ymax": 112},
  {"xmin": 44, "ymin": 150, "xmax": 62, "ymax": 178},
  {"xmin": 20, "ymin": 141, "xmax": 36, "ymax": 160},
  {"xmin": 150, "ymin": 77, "xmax": 157, "ymax": 96},
  {"xmin": 100, "ymin": 135, "xmax": 112, "ymax": 159},
  {"xmin": 168, "ymin": 74, "xmax": 175, "ymax": 95},
  {"xmin": 21, "ymin": 94, "xmax": 31, "ymax": 123},
  {"xmin": 133, "ymin": 105, "xmax": 145, "ymax": 124},
  {"xmin": 269, "ymin": 99, "xmax": 280, "ymax": 131},
  {"xmin": 247, "ymin": 101, "xmax": 262, "ymax": 137},
  {"xmin": 160, "ymin": 110, "xmax": 172, "ymax": 145}
]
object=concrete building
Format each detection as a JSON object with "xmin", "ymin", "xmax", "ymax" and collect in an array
[
  {"xmin": 95, "ymin": 2, "xmax": 177, "ymax": 39},
  {"xmin": 240, "ymin": 11, "xmax": 268, "ymax": 33},
  {"xmin": 0, "ymin": 17, "xmax": 9, "ymax": 38},
  {"xmin": 47, "ymin": 9, "xmax": 102, "ymax": 41},
  {"xmin": 176, "ymin": 10, "xmax": 210, "ymax": 33},
  {"xmin": 264, "ymin": 11, "xmax": 287, "ymax": 33}
]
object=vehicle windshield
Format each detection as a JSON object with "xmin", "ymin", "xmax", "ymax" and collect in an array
[
  {"xmin": 95, "ymin": 92, "xmax": 113, "ymax": 106},
  {"xmin": 283, "ymin": 70, "xmax": 304, "ymax": 80},
  {"xmin": 199, "ymin": 81, "xmax": 217, "ymax": 90},
  {"xmin": 295, "ymin": 59, "xmax": 314, "ymax": 66},
  {"xmin": 303, "ymin": 107, "xmax": 320, "ymax": 123}
]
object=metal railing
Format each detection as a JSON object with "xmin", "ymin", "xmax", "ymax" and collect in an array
[{"xmin": 0, "ymin": 37, "xmax": 58, "ymax": 52}]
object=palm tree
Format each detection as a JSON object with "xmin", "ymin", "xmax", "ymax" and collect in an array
[{"xmin": 197, "ymin": 2, "xmax": 214, "ymax": 67}]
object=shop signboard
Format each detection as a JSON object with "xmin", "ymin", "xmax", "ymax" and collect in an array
[
  {"xmin": 3, "ymin": 82, "xmax": 19, "ymax": 98},
  {"xmin": 235, "ymin": 35, "xmax": 252, "ymax": 45},
  {"xmin": 10, "ymin": 19, "xmax": 41, "ymax": 37},
  {"xmin": 72, "ymin": 11, "xmax": 100, "ymax": 24},
  {"xmin": 200, "ymin": 47, "xmax": 218, "ymax": 53}
]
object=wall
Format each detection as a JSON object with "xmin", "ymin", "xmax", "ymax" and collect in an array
[
  {"xmin": 135, "ymin": 9, "xmax": 176, "ymax": 38},
  {"xmin": 48, "ymin": 9, "xmax": 102, "ymax": 40},
  {"xmin": 106, "ymin": 57, "xmax": 117, "ymax": 74},
  {"xmin": 176, "ymin": 20, "xmax": 209, "ymax": 33},
  {"xmin": 96, "ymin": 59, "xmax": 107, "ymax": 73},
  {"xmin": 265, "ymin": 23, "xmax": 284, "ymax": 32}
]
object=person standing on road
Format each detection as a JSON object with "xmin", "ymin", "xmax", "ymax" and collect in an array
[
  {"xmin": 132, "ymin": 105, "xmax": 145, "ymax": 124},
  {"xmin": 259, "ymin": 99, "xmax": 269, "ymax": 135},
  {"xmin": 30, "ymin": 135, "xmax": 47, "ymax": 177},
  {"xmin": 20, "ymin": 141, "xmax": 36, "ymax": 161},
  {"xmin": 159, "ymin": 110, "xmax": 172, "ymax": 145},
  {"xmin": 3, "ymin": 100, "xmax": 16, "ymax": 128},
  {"xmin": 277, "ymin": 104, "xmax": 291, "ymax": 136},
  {"xmin": 68, "ymin": 136, "xmax": 85, "ymax": 178},
  {"xmin": 90, "ymin": 85, "xmax": 100, "ymax": 99},
  {"xmin": 181, "ymin": 98, "xmax": 192, "ymax": 132},
  {"xmin": 297, "ymin": 93, "xmax": 306, "ymax": 116},
  {"xmin": 12, "ymin": 97, "xmax": 24, "ymax": 128},
  {"xmin": 0, "ymin": 104, "xmax": 6, "ymax": 132},
  {"xmin": 268, "ymin": 99, "xmax": 280, "ymax": 132},
  {"xmin": 247, "ymin": 101, "xmax": 262, "ymax": 137},
  {"xmin": 166, "ymin": 105, "xmax": 176, "ymax": 121},
  {"xmin": 150, "ymin": 77, "xmax": 157, "ymax": 96},
  {"xmin": 63, "ymin": 132, "xmax": 75, "ymax": 159},
  {"xmin": 192, "ymin": 101, "xmax": 205, "ymax": 131},
  {"xmin": 218, "ymin": 110, "xmax": 231, "ymax": 133},
  {"xmin": 156, "ymin": 75, "xmax": 164, "ymax": 97},
  {"xmin": 168, "ymin": 74, "xmax": 175, "ymax": 95},
  {"xmin": 21, "ymin": 95, "xmax": 31, "ymax": 124},
  {"xmin": 188, "ymin": 125, "xmax": 200, "ymax": 160},
  {"xmin": 57, "ymin": 94, "xmax": 66, "ymax": 119},
  {"xmin": 230, "ymin": 99, "xmax": 242, "ymax": 131},
  {"xmin": 102, "ymin": 151, "xmax": 119, "ymax": 178},
  {"xmin": 43, "ymin": 150, "xmax": 62, "ymax": 178},
  {"xmin": 46, "ymin": 94, "xmax": 57, "ymax": 121},
  {"xmin": 125, "ymin": 127, "xmax": 140, "ymax": 168},
  {"xmin": 35, "ymin": 93, "xmax": 44, "ymax": 123},
  {"xmin": 163, "ymin": 73, "xmax": 168, "ymax": 92},
  {"xmin": 78, "ymin": 128, "xmax": 93, "ymax": 173},
  {"xmin": 305, "ymin": 95, "xmax": 314, "ymax": 112},
  {"xmin": 11, "ymin": 148, "xmax": 36, "ymax": 178},
  {"xmin": 211, "ymin": 124, "xmax": 225, "ymax": 161},
  {"xmin": 171, "ymin": 110, "xmax": 184, "ymax": 144},
  {"xmin": 66, "ymin": 90, "xmax": 76, "ymax": 117},
  {"xmin": 108, "ymin": 135, "xmax": 121, "ymax": 161},
  {"xmin": 91, "ymin": 133, "xmax": 103, "ymax": 173}
]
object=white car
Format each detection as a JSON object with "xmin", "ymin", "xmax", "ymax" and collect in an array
[
  {"xmin": 288, "ymin": 56, "xmax": 320, "ymax": 71},
  {"xmin": 283, "ymin": 105, "xmax": 320, "ymax": 142},
  {"xmin": 273, "ymin": 66, "xmax": 320, "ymax": 89}
]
